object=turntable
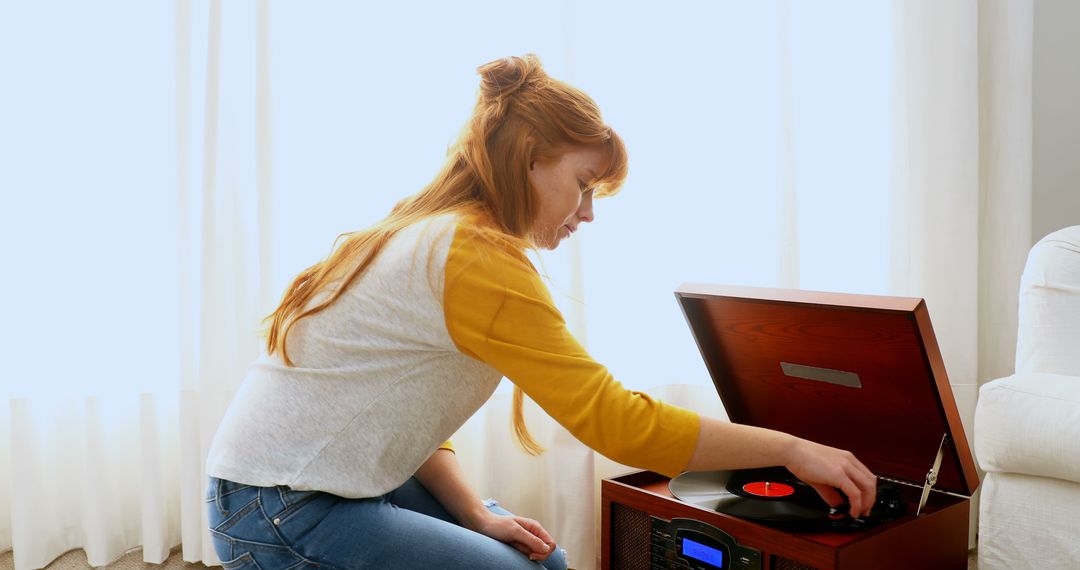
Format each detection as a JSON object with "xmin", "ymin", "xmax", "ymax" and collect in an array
[{"xmin": 601, "ymin": 284, "xmax": 979, "ymax": 570}]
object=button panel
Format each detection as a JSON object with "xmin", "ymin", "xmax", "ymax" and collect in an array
[{"xmin": 649, "ymin": 517, "xmax": 761, "ymax": 570}]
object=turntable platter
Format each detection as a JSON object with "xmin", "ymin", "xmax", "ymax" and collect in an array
[
  {"xmin": 669, "ymin": 470, "xmax": 741, "ymax": 511},
  {"xmin": 670, "ymin": 468, "xmax": 906, "ymax": 530},
  {"xmin": 670, "ymin": 468, "xmax": 834, "ymax": 525}
]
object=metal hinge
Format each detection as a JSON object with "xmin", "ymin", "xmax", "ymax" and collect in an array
[{"xmin": 916, "ymin": 433, "xmax": 948, "ymax": 516}]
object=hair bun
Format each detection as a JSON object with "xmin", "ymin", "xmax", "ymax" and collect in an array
[{"xmin": 477, "ymin": 54, "xmax": 545, "ymax": 100}]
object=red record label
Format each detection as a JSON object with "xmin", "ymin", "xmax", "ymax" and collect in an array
[{"xmin": 741, "ymin": 481, "xmax": 795, "ymax": 497}]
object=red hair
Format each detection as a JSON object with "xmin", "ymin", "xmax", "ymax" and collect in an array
[{"xmin": 265, "ymin": 54, "xmax": 628, "ymax": 454}]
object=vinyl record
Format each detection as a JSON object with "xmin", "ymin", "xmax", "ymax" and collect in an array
[{"xmin": 669, "ymin": 468, "xmax": 833, "ymax": 525}]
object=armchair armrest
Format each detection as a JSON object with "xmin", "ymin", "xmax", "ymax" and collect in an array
[{"xmin": 975, "ymin": 372, "xmax": 1080, "ymax": 484}]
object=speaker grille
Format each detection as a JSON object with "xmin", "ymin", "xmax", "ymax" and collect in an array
[
  {"xmin": 610, "ymin": 503, "xmax": 650, "ymax": 570},
  {"xmin": 771, "ymin": 557, "xmax": 819, "ymax": 570}
]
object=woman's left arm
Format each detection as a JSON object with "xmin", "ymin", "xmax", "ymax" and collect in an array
[{"xmin": 414, "ymin": 449, "xmax": 556, "ymax": 561}]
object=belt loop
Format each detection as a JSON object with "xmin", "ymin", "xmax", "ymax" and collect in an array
[{"xmin": 215, "ymin": 477, "xmax": 229, "ymax": 516}]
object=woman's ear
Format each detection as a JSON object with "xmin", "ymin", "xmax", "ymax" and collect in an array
[{"xmin": 525, "ymin": 135, "xmax": 537, "ymax": 171}]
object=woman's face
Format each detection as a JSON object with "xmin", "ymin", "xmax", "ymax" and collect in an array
[{"xmin": 528, "ymin": 145, "xmax": 606, "ymax": 250}]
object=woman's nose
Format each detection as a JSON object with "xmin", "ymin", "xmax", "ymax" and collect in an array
[{"xmin": 577, "ymin": 193, "xmax": 594, "ymax": 223}]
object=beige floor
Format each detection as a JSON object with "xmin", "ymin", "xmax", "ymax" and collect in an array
[{"xmin": 0, "ymin": 548, "xmax": 215, "ymax": 570}]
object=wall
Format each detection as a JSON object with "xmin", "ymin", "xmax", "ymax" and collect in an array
[{"xmin": 1033, "ymin": 0, "xmax": 1080, "ymax": 242}]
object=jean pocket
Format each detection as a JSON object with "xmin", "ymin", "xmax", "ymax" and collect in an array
[
  {"xmin": 206, "ymin": 477, "xmax": 257, "ymax": 505},
  {"xmin": 213, "ymin": 536, "xmax": 314, "ymax": 570},
  {"xmin": 270, "ymin": 487, "xmax": 325, "ymax": 525},
  {"xmin": 219, "ymin": 552, "xmax": 262, "ymax": 570},
  {"xmin": 213, "ymin": 495, "xmax": 261, "ymax": 532}
]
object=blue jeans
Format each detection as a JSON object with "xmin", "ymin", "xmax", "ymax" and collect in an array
[{"xmin": 206, "ymin": 476, "xmax": 568, "ymax": 570}]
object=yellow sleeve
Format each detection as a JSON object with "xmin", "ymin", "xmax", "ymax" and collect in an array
[
  {"xmin": 443, "ymin": 225, "xmax": 700, "ymax": 477},
  {"xmin": 438, "ymin": 440, "xmax": 455, "ymax": 454}
]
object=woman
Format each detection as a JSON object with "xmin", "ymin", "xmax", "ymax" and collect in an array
[{"xmin": 205, "ymin": 54, "xmax": 877, "ymax": 570}]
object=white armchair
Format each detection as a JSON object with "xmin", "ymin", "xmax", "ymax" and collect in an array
[{"xmin": 975, "ymin": 225, "xmax": 1080, "ymax": 569}]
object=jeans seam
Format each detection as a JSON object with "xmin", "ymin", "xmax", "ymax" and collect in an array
[
  {"xmin": 257, "ymin": 488, "xmax": 325, "ymax": 568},
  {"xmin": 208, "ymin": 527, "xmax": 236, "ymax": 547},
  {"xmin": 206, "ymin": 479, "xmax": 261, "ymax": 517},
  {"xmin": 216, "ymin": 478, "xmax": 228, "ymax": 517},
  {"xmin": 215, "ymin": 496, "xmax": 261, "ymax": 533},
  {"xmin": 210, "ymin": 530, "xmax": 298, "ymax": 570},
  {"xmin": 273, "ymin": 492, "xmax": 323, "ymax": 526},
  {"xmin": 220, "ymin": 485, "xmax": 254, "ymax": 497},
  {"xmin": 221, "ymin": 552, "xmax": 260, "ymax": 570}
]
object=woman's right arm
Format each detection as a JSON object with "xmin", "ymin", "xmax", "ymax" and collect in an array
[
  {"xmin": 443, "ymin": 226, "xmax": 876, "ymax": 515},
  {"xmin": 685, "ymin": 417, "xmax": 878, "ymax": 517},
  {"xmin": 444, "ymin": 228, "xmax": 700, "ymax": 477}
]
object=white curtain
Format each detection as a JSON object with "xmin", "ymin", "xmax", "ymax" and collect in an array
[
  {"xmin": 0, "ymin": 1, "xmax": 1034, "ymax": 569},
  {"xmin": 0, "ymin": 0, "xmax": 185, "ymax": 567},
  {"xmin": 890, "ymin": 0, "xmax": 1033, "ymax": 548},
  {"xmin": 1, "ymin": 0, "xmax": 270, "ymax": 568}
]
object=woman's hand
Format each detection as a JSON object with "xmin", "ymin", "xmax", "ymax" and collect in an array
[
  {"xmin": 687, "ymin": 418, "xmax": 878, "ymax": 518},
  {"xmin": 414, "ymin": 449, "xmax": 557, "ymax": 560},
  {"xmin": 470, "ymin": 511, "xmax": 557, "ymax": 561},
  {"xmin": 784, "ymin": 437, "xmax": 878, "ymax": 518}
]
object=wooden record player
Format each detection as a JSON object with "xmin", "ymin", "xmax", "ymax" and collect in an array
[{"xmin": 601, "ymin": 284, "xmax": 979, "ymax": 570}]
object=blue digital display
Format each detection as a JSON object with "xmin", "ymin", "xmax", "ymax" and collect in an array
[{"xmin": 682, "ymin": 537, "xmax": 725, "ymax": 567}]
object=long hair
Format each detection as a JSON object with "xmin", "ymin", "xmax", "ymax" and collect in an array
[{"xmin": 265, "ymin": 54, "xmax": 628, "ymax": 455}]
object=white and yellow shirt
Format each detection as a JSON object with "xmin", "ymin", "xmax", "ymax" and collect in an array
[{"xmin": 206, "ymin": 213, "xmax": 700, "ymax": 498}]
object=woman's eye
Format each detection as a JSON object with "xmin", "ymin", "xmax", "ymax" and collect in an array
[{"xmin": 577, "ymin": 180, "xmax": 588, "ymax": 193}]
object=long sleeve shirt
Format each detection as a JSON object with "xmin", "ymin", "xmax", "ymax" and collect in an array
[{"xmin": 206, "ymin": 213, "xmax": 700, "ymax": 498}]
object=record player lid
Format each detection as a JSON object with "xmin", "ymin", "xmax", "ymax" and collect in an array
[{"xmin": 675, "ymin": 284, "xmax": 979, "ymax": 497}]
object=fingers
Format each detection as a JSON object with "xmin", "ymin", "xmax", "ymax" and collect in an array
[
  {"xmin": 477, "ymin": 512, "xmax": 558, "ymax": 561},
  {"xmin": 813, "ymin": 474, "xmax": 871, "ymax": 517},
  {"xmin": 838, "ymin": 461, "xmax": 877, "ymax": 517},
  {"xmin": 809, "ymin": 483, "xmax": 844, "ymax": 508},
  {"xmin": 845, "ymin": 454, "xmax": 877, "ymax": 517},
  {"xmin": 515, "ymin": 516, "xmax": 555, "ymax": 546},
  {"xmin": 789, "ymin": 439, "xmax": 878, "ymax": 518},
  {"xmin": 511, "ymin": 518, "xmax": 555, "ymax": 561},
  {"xmin": 855, "ymin": 467, "xmax": 878, "ymax": 517},
  {"xmin": 837, "ymin": 479, "xmax": 867, "ymax": 517}
]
